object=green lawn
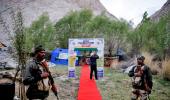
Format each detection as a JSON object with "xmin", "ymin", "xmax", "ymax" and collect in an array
[{"xmin": 97, "ymin": 67, "xmax": 170, "ymax": 100}]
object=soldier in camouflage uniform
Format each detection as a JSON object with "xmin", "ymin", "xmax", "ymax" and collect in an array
[
  {"xmin": 128, "ymin": 56, "xmax": 153, "ymax": 100},
  {"xmin": 23, "ymin": 45, "xmax": 58, "ymax": 100}
]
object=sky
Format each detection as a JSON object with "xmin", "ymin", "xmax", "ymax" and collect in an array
[{"xmin": 100, "ymin": 0, "xmax": 167, "ymax": 27}]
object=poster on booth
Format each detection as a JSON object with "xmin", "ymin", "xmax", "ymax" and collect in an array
[
  {"xmin": 68, "ymin": 38, "xmax": 104, "ymax": 78},
  {"xmin": 59, "ymin": 53, "xmax": 68, "ymax": 59}
]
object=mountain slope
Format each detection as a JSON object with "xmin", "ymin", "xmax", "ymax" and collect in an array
[
  {"xmin": 150, "ymin": 0, "xmax": 170, "ymax": 21},
  {"xmin": 0, "ymin": 0, "xmax": 116, "ymax": 26},
  {"xmin": 0, "ymin": 0, "xmax": 116, "ymax": 45}
]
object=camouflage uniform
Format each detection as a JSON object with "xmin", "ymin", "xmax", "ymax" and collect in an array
[{"xmin": 129, "ymin": 65, "xmax": 152, "ymax": 100}]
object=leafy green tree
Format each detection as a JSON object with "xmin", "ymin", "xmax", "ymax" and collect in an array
[
  {"xmin": 128, "ymin": 11, "xmax": 170, "ymax": 59},
  {"xmin": 127, "ymin": 11, "xmax": 155, "ymax": 56},
  {"xmin": 54, "ymin": 9, "xmax": 93, "ymax": 48},
  {"xmin": 12, "ymin": 10, "xmax": 27, "ymax": 100},
  {"xmin": 55, "ymin": 9, "xmax": 131, "ymax": 56},
  {"xmin": 25, "ymin": 12, "xmax": 55, "ymax": 51},
  {"xmin": 142, "ymin": 11, "xmax": 150, "ymax": 23},
  {"xmin": 154, "ymin": 14, "xmax": 170, "ymax": 59}
]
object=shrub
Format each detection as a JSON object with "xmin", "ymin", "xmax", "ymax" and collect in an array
[
  {"xmin": 162, "ymin": 60, "xmax": 170, "ymax": 80},
  {"xmin": 142, "ymin": 52, "xmax": 161, "ymax": 75}
]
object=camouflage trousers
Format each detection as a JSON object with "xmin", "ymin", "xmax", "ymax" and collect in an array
[{"xmin": 131, "ymin": 88, "xmax": 149, "ymax": 100}]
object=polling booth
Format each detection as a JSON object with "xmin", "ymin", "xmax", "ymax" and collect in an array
[{"xmin": 68, "ymin": 38, "xmax": 104, "ymax": 78}]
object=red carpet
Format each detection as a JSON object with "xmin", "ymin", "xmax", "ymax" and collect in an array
[{"xmin": 77, "ymin": 65, "xmax": 102, "ymax": 100}]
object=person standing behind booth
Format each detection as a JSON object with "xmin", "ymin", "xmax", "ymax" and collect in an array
[{"xmin": 89, "ymin": 51, "xmax": 99, "ymax": 80}]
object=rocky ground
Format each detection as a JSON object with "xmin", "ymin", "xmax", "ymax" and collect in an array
[{"xmin": 0, "ymin": 51, "xmax": 17, "ymax": 69}]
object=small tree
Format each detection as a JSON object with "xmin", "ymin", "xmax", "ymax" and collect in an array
[
  {"xmin": 127, "ymin": 11, "xmax": 151, "ymax": 56},
  {"xmin": 12, "ymin": 9, "xmax": 27, "ymax": 100},
  {"xmin": 25, "ymin": 12, "xmax": 55, "ymax": 51}
]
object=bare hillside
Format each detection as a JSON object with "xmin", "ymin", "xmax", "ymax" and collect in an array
[
  {"xmin": 150, "ymin": 0, "xmax": 170, "ymax": 21},
  {"xmin": 0, "ymin": 0, "xmax": 115, "ymax": 44}
]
